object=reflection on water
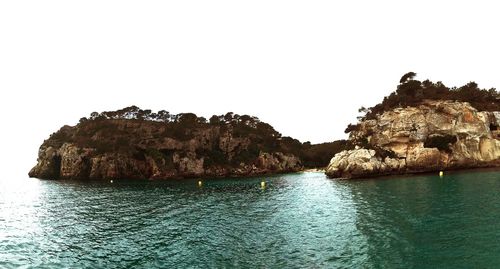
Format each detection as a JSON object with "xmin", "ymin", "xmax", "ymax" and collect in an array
[
  {"xmin": 1, "ymin": 171, "xmax": 499, "ymax": 268},
  {"xmin": 348, "ymin": 171, "xmax": 500, "ymax": 268}
]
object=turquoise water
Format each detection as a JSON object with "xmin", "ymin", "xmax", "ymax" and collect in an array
[{"xmin": 1, "ymin": 171, "xmax": 500, "ymax": 268}]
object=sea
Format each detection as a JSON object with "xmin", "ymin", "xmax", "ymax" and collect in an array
[{"xmin": 1, "ymin": 170, "xmax": 499, "ymax": 268}]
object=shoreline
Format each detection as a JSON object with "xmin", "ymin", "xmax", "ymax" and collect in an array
[
  {"xmin": 29, "ymin": 169, "xmax": 305, "ymax": 181},
  {"xmin": 29, "ymin": 166, "xmax": 500, "ymax": 182},
  {"xmin": 301, "ymin": 168, "xmax": 326, "ymax": 173},
  {"xmin": 335, "ymin": 166, "xmax": 500, "ymax": 181}
]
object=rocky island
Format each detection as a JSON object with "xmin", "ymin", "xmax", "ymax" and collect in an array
[
  {"xmin": 326, "ymin": 73, "xmax": 500, "ymax": 178},
  {"xmin": 29, "ymin": 107, "xmax": 350, "ymax": 180},
  {"xmin": 30, "ymin": 73, "xmax": 500, "ymax": 181}
]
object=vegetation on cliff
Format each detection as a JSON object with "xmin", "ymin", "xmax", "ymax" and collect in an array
[
  {"xmin": 72, "ymin": 106, "xmax": 347, "ymax": 167},
  {"xmin": 37, "ymin": 107, "xmax": 347, "ymax": 180},
  {"xmin": 70, "ymin": 108, "xmax": 286, "ymax": 165},
  {"xmin": 328, "ymin": 73, "xmax": 500, "ymax": 179},
  {"xmin": 327, "ymin": 100, "xmax": 500, "ymax": 179},
  {"xmin": 346, "ymin": 72, "xmax": 500, "ymax": 134},
  {"xmin": 301, "ymin": 140, "xmax": 353, "ymax": 167}
]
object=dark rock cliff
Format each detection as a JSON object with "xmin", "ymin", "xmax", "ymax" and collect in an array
[{"xmin": 29, "ymin": 108, "xmax": 304, "ymax": 180}]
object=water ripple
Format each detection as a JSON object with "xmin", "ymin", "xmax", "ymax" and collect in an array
[{"xmin": 1, "ymin": 171, "xmax": 500, "ymax": 268}]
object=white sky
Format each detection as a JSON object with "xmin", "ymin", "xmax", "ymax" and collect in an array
[{"xmin": 1, "ymin": 0, "xmax": 500, "ymax": 179}]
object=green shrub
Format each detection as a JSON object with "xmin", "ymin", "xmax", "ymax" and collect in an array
[{"xmin": 355, "ymin": 73, "xmax": 499, "ymax": 123}]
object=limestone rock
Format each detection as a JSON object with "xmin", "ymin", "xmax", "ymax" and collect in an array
[
  {"xmin": 29, "ymin": 121, "xmax": 303, "ymax": 180},
  {"xmin": 326, "ymin": 101, "xmax": 500, "ymax": 178}
]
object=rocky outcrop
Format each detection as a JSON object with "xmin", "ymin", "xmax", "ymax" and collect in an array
[
  {"xmin": 29, "ymin": 119, "xmax": 303, "ymax": 180},
  {"xmin": 326, "ymin": 100, "xmax": 500, "ymax": 178}
]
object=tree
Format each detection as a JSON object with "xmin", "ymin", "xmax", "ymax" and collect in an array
[
  {"xmin": 224, "ymin": 112, "xmax": 234, "ymax": 123},
  {"xmin": 137, "ymin": 109, "xmax": 152, "ymax": 120},
  {"xmin": 488, "ymin": 88, "xmax": 498, "ymax": 98},
  {"xmin": 209, "ymin": 115, "xmax": 221, "ymax": 125},
  {"xmin": 116, "ymin": 106, "xmax": 140, "ymax": 119},
  {"xmin": 157, "ymin": 110, "xmax": 170, "ymax": 122},
  {"xmin": 239, "ymin": 115, "xmax": 254, "ymax": 127},
  {"xmin": 177, "ymin": 113, "xmax": 198, "ymax": 125},
  {"xmin": 197, "ymin": 117, "xmax": 207, "ymax": 124},
  {"xmin": 354, "ymin": 73, "xmax": 500, "ymax": 122},
  {"xmin": 399, "ymin": 72, "xmax": 417, "ymax": 84},
  {"xmin": 345, "ymin": 123, "xmax": 358, "ymax": 134}
]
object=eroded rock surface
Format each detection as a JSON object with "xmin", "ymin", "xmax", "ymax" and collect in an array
[
  {"xmin": 29, "ymin": 119, "xmax": 302, "ymax": 180},
  {"xmin": 326, "ymin": 100, "xmax": 500, "ymax": 178}
]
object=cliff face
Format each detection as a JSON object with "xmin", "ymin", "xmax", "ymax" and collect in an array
[
  {"xmin": 326, "ymin": 100, "xmax": 500, "ymax": 178},
  {"xmin": 29, "ymin": 119, "xmax": 302, "ymax": 180}
]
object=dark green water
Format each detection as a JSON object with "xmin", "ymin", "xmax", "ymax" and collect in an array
[{"xmin": 1, "ymin": 171, "xmax": 499, "ymax": 268}]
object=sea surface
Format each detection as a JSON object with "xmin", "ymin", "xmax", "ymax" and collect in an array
[{"xmin": 1, "ymin": 170, "xmax": 499, "ymax": 268}]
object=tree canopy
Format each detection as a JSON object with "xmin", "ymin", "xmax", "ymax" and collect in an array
[
  {"xmin": 399, "ymin": 71, "xmax": 417, "ymax": 84},
  {"xmin": 71, "ymin": 106, "xmax": 349, "ymax": 168},
  {"xmin": 349, "ymin": 72, "xmax": 499, "ymax": 130}
]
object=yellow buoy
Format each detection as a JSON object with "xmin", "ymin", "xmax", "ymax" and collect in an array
[
  {"xmin": 439, "ymin": 171, "xmax": 444, "ymax": 177},
  {"xmin": 261, "ymin": 181, "xmax": 266, "ymax": 188},
  {"xmin": 198, "ymin": 180, "xmax": 202, "ymax": 187},
  {"xmin": 110, "ymin": 180, "xmax": 113, "ymax": 183}
]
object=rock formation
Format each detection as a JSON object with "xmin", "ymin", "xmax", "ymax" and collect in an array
[
  {"xmin": 29, "ymin": 109, "xmax": 303, "ymax": 180},
  {"xmin": 326, "ymin": 100, "xmax": 500, "ymax": 178}
]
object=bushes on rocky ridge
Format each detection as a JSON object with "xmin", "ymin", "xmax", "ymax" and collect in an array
[
  {"xmin": 347, "ymin": 72, "xmax": 499, "ymax": 132},
  {"xmin": 301, "ymin": 140, "xmax": 354, "ymax": 167},
  {"xmin": 47, "ymin": 108, "xmax": 342, "ymax": 169}
]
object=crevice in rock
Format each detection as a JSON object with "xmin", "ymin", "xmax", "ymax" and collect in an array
[
  {"xmin": 80, "ymin": 157, "xmax": 92, "ymax": 179},
  {"xmin": 53, "ymin": 155, "xmax": 62, "ymax": 179},
  {"xmin": 423, "ymin": 134, "xmax": 457, "ymax": 153}
]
